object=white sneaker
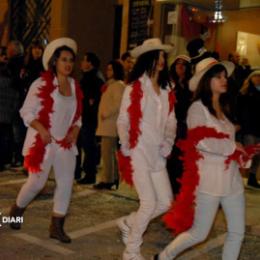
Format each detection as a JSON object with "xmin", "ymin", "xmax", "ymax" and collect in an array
[{"xmin": 117, "ymin": 216, "xmax": 130, "ymax": 245}]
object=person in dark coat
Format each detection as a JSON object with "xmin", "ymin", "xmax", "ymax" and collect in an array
[
  {"xmin": 23, "ymin": 40, "xmax": 44, "ymax": 93},
  {"xmin": 237, "ymin": 70, "xmax": 260, "ymax": 189},
  {"xmin": 167, "ymin": 55, "xmax": 192, "ymax": 194},
  {"xmin": 6, "ymin": 40, "xmax": 26, "ymax": 167},
  {"xmin": 76, "ymin": 52, "xmax": 104, "ymax": 183}
]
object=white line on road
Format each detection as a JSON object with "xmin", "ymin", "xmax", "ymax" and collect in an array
[
  {"xmin": 13, "ymin": 233, "xmax": 75, "ymax": 255},
  {"xmin": 69, "ymin": 218, "xmax": 117, "ymax": 239},
  {"xmin": 178, "ymin": 233, "xmax": 226, "ymax": 260},
  {"xmin": 11, "ymin": 217, "xmax": 119, "ymax": 255}
]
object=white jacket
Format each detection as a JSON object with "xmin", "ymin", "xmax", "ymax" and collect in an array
[
  {"xmin": 117, "ymin": 73, "xmax": 177, "ymax": 171},
  {"xmin": 20, "ymin": 76, "xmax": 81, "ymax": 157},
  {"xmin": 187, "ymin": 100, "xmax": 244, "ymax": 196}
]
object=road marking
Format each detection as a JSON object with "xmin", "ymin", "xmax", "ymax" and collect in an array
[
  {"xmin": 0, "ymin": 178, "xmax": 26, "ymax": 186},
  {"xmin": 13, "ymin": 233, "xmax": 74, "ymax": 255},
  {"xmin": 69, "ymin": 218, "xmax": 117, "ymax": 239},
  {"xmin": 0, "ymin": 188, "xmax": 97, "ymax": 215},
  {"xmin": 178, "ymin": 233, "xmax": 226, "ymax": 260}
]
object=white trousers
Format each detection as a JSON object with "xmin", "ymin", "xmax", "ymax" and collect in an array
[
  {"xmin": 124, "ymin": 148, "xmax": 173, "ymax": 256},
  {"xmin": 159, "ymin": 192, "xmax": 245, "ymax": 260},
  {"xmin": 16, "ymin": 143, "xmax": 76, "ymax": 215}
]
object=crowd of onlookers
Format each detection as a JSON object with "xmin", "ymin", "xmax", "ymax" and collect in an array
[{"xmin": 0, "ymin": 37, "xmax": 259, "ymax": 191}]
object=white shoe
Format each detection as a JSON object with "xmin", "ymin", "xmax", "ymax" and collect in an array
[
  {"xmin": 123, "ymin": 251, "xmax": 145, "ymax": 260},
  {"xmin": 117, "ymin": 216, "xmax": 130, "ymax": 245}
]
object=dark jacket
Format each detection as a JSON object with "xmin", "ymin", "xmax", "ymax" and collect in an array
[
  {"xmin": 237, "ymin": 87, "xmax": 260, "ymax": 137},
  {"xmin": 80, "ymin": 69, "xmax": 104, "ymax": 128}
]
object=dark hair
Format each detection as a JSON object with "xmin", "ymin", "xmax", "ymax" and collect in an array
[
  {"xmin": 108, "ymin": 60, "xmax": 124, "ymax": 80},
  {"xmin": 169, "ymin": 58, "xmax": 192, "ymax": 83},
  {"xmin": 128, "ymin": 50, "xmax": 170, "ymax": 89},
  {"xmin": 48, "ymin": 45, "xmax": 76, "ymax": 74},
  {"xmin": 194, "ymin": 64, "xmax": 232, "ymax": 119},
  {"xmin": 25, "ymin": 40, "xmax": 44, "ymax": 64},
  {"xmin": 121, "ymin": 51, "xmax": 131, "ymax": 61},
  {"xmin": 85, "ymin": 52, "xmax": 100, "ymax": 69}
]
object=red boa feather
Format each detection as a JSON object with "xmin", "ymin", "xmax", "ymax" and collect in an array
[
  {"xmin": 24, "ymin": 71, "xmax": 83, "ymax": 173},
  {"xmin": 225, "ymin": 144, "xmax": 260, "ymax": 169},
  {"xmin": 163, "ymin": 126, "xmax": 229, "ymax": 235},
  {"xmin": 118, "ymin": 81, "xmax": 176, "ymax": 186}
]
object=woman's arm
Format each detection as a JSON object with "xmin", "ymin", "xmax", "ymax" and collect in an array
[
  {"xmin": 187, "ymin": 102, "xmax": 236, "ymax": 156},
  {"xmin": 160, "ymin": 108, "xmax": 177, "ymax": 157},
  {"xmin": 117, "ymin": 86, "xmax": 131, "ymax": 155}
]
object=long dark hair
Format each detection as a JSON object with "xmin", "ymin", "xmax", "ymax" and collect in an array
[
  {"xmin": 107, "ymin": 60, "xmax": 124, "ymax": 80},
  {"xmin": 128, "ymin": 50, "xmax": 170, "ymax": 89},
  {"xmin": 194, "ymin": 64, "xmax": 232, "ymax": 120},
  {"xmin": 48, "ymin": 45, "xmax": 76, "ymax": 74},
  {"xmin": 169, "ymin": 58, "xmax": 192, "ymax": 84}
]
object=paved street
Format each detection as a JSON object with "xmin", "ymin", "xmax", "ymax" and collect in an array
[{"xmin": 0, "ymin": 168, "xmax": 260, "ymax": 260}]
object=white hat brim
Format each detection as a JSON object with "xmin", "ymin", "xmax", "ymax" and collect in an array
[
  {"xmin": 189, "ymin": 61, "xmax": 235, "ymax": 92},
  {"xmin": 42, "ymin": 37, "xmax": 77, "ymax": 70},
  {"xmin": 130, "ymin": 44, "xmax": 173, "ymax": 58}
]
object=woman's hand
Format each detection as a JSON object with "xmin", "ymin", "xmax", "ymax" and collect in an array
[
  {"xmin": 65, "ymin": 126, "xmax": 80, "ymax": 145},
  {"xmin": 30, "ymin": 120, "xmax": 51, "ymax": 144},
  {"xmin": 39, "ymin": 128, "xmax": 52, "ymax": 144},
  {"xmin": 235, "ymin": 142, "xmax": 247, "ymax": 155}
]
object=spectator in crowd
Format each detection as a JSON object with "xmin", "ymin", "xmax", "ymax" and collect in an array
[
  {"xmin": 117, "ymin": 38, "xmax": 176, "ymax": 260},
  {"xmin": 9, "ymin": 38, "xmax": 82, "ymax": 243},
  {"xmin": 24, "ymin": 40, "xmax": 44, "ymax": 93},
  {"xmin": 167, "ymin": 55, "xmax": 192, "ymax": 194},
  {"xmin": 228, "ymin": 52, "xmax": 251, "ymax": 89},
  {"xmin": 186, "ymin": 38, "xmax": 212, "ymax": 71},
  {"xmin": 237, "ymin": 70, "xmax": 260, "ymax": 189},
  {"xmin": 0, "ymin": 50, "xmax": 19, "ymax": 171},
  {"xmin": 6, "ymin": 40, "xmax": 26, "ymax": 167},
  {"xmin": 121, "ymin": 51, "xmax": 134, "ymax": 82},
  {"xmin": 94, "ymin": 60, "xmax": 125, "ymax": 190},
  {"xmin": 76, "ymin": 52, "xmax": 104, "ymax": 184}
]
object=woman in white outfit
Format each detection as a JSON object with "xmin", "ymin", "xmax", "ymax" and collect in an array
[
  {"xmin": 9, "ymin": 38, "xmax": 82, "ymax": 243},
  {"xmin": 117, "ymin": 38, "xmax": 177, "ymax": 260},
  {"xmin": 153, "ymin": 57, "xmax": 248, "ymax": 260}
]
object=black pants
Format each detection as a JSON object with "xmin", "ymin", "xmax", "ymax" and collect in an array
[{"xmin": 75, "ymin": 125, "xmax": 100, "ymax": 180}]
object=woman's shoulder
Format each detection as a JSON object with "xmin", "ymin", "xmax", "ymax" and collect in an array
[
  {"xmin": 109, "ymin": 80, "xmax": 126, "ymax": 88},
  {"xmin": 188, "ymin": 100, "xmax": 205, "ymax": 113},
  {"xmin": 30, "ymin": 77, "xmax": 45, "ymax": 90}
]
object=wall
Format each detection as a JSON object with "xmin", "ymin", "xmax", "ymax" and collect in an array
[
  {"xmin": 66, "ymin": 0, "xmax": 117, "ymax": 72},
  {"xmin": 217, "ymin": 8, "xmax": 260, "ymax": 62}
]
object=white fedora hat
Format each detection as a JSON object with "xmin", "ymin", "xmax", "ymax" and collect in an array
[
  {"xmin": 189, "ymin": 57, "xmax": 234, "ymax": 91},
  {"xmin": 173, "ymin": 54, "xmax": 191, "ymax": 63},
  {"xmin": 130, "ymin": 38, "xmax": 173, "ymax": 58},
  {"xmin": 42, "ymin": 37, "xmax": 77, "ymax": 70}
]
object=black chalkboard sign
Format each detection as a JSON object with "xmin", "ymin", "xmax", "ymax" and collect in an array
[{"xmin": 128, "ymin": 0, "xmax": 152, "ymax": 50}]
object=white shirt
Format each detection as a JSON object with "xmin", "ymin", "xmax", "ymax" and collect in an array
[
  {"xmin": 20, "ymin": 76, "xmax": 81, "ymax": 156},
  {"xmin": 117, "ymin": 73, "xmax": 177, "ymax": 170},
  {"xmin": 187, "ymin": 100, "xmax": 244, "ymax": 196}
]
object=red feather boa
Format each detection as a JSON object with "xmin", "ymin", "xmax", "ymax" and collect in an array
[
  {"xmin": 23, "ymin": 71, "xmax": 83, "ymax": 173},
  {"xmin": 225, "ymin": 144, "xmax": 260, "ymax": 169},
  {"xmin": 118, "ymin": 81, "xmax": 176, "ymax": 186},
  {"xmin": 163, "ymin": 126, "xmax": 229, "ymax": 235},
  {"xmin": 163, "ymin": 126, "xmax": 260, "ymax": 235}
]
